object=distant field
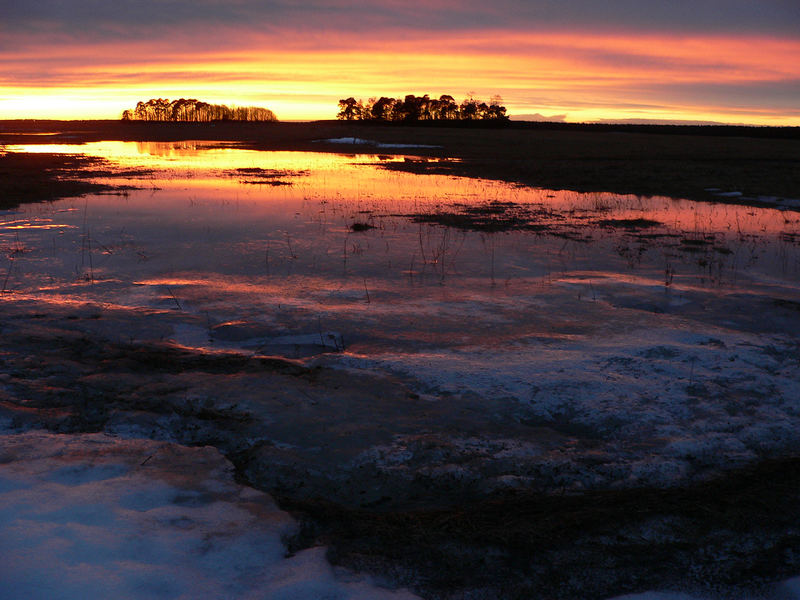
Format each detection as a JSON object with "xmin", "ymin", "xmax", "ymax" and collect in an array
[{"xmin": 2, "ymin": 119, "xmax": 799, "ymax": 207}]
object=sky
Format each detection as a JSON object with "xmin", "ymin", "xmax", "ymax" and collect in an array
[{"xmin": 1, "ymin": 0, "xmax": 799, "ymax": 124}]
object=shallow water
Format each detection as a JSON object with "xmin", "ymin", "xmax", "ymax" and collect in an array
[
  {"xmin": 4, "ymin": 140, "xmax": 798, "ymax": 315},
  {"xmin": 2, "ymin": 141, "xmax": 800, "ymax": 488}
]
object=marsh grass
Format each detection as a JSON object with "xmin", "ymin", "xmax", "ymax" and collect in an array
[
  {"xmin": 225, "ymin": 167, "xmax": 308, "ymax": 187},
  {"xmin": 0, "ymin": 151, "xmax": 154, "ymax": 210},
  {"xmin": 349, "ymin": 222, "xmax": 376, "ymax": 232},
  {"xmin": 1, "ymin": 258, "xmax": 12, "ymax": 292},
  {"xmin": 596, "ymin": 218, "xmax": 662, "ymax": 229},
  {"xmin": 165, "ymin": 286, "xmax": 182, "ymax": 310},
  {"xmin": 406, "ymin": 201, "xmax": 553, "ymax": 233}
]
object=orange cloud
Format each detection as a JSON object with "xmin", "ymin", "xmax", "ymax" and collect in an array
[{"xmin": 1, "ymin": 29, "xmax": 798, "ymax": 124}]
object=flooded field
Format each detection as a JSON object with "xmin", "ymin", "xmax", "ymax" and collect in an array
[{"xmin": 2, "ymin": 140, "xmax": 800, "ymax": 599}]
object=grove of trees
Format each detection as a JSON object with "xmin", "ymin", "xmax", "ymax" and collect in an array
[
  {"xmin": 337, "ymin": 94, "xmax": 508, "ymax": 122},
  {"xmin": 121, "ymin": 98, "xmax": 277, "ymax": 122}
]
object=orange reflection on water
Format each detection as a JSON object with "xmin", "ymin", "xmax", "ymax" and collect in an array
[
  {"xmin": 5, "ymin": 141, "xmax": 403, "ymax": 172},
  {"xmin": 6, "ymin": 141, "xmax": 796, "ymax": 242},
  {"xmin": 1, "ymin": 218, "xmax": 75, "ymax": 231},
  {"xmin": 0, "ymin": 141, "xmax": 797, "ymax": 353},
  {"xmin": 134, "ymin": 141, "xmax": 212, "ymax": 157}
]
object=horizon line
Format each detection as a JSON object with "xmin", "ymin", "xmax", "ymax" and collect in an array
[{"xmin": 1, "ymin": 117, "xmax": 798, "ymax": 128}]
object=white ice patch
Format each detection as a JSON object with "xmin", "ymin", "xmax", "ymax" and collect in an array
[
  {"xmin": 0, "ymin": 431, "xmax": 420, "ymax": 600},
  {"xmin": 332, "ymin": 321, "xmax": 800, "ymax": 488}
]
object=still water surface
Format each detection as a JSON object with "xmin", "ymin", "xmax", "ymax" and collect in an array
[
  {"xmin": 3, "ymin": 142, "xmax": 798, "ymax": 350},
  {"xmin": 0, "ymin": 142, "xmax": 800, "ymax": 395}
]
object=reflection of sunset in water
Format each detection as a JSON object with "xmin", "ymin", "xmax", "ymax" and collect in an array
[
  {"xmin": 6, "ymin": 141, "xmax": 360, "ymax": 171},
  {"xmin": 134, "ymin": 141, "xmax": 212, "ymax": 157},
  {"xmin": 6, "ymin": 141, "xmax": 796, "ymax": 240},
  {"xmin": 0, "ymin": 142, "xmax": 797, "ymax": 320}
]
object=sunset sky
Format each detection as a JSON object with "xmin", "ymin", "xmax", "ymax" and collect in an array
[{"xmin": 1, "ymin": 0, "xmax": 798, "ymax": 124}]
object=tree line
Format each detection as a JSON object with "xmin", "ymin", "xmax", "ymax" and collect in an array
[
  {"xmin": 337, "ymin": 94, "xmax": 508, "ymax": 122},
  {"xmin": 121, "ymin": 98, "xmax": 277, "ymax": 122}
]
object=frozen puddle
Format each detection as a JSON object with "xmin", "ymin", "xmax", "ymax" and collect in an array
[{"xmin": 0, "ymin": 431, "xmax": 419, "ymax": 600}]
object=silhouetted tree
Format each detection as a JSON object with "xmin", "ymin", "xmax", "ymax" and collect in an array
[
  {"xmin": 485, "ymin": 95, "xmax": 508, "ymax": 120},
  {"xmin": 121, "ymin": 98, "xmax": 277, "ymax": 122},
  {"xmin": 337, "ymin": 97, "xmax": 363, "ymax": 120},
  {"xmin": 437, "ymin": 95, "xmax": 458, "ymax": 120},
  {"xmin": 337, "ymin": 93, "xmax": 507, "ymax": 123},
  {"xmin": 460, "ymin": 97, "xmax": 479, "ymax": 120}
]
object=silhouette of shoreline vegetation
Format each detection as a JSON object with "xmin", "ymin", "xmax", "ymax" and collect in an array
[
  {"xmin": 337, "ymin": 94, "xmax": 508, "ymax": 122},
  {"xmin": 121, "ymin": 98, "xmax": 277, "ymax": 122}
]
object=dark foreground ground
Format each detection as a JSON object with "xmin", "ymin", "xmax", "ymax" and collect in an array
[{"xmin": 2, "ymin": 119, "xmax": 800, "ymax": 210}]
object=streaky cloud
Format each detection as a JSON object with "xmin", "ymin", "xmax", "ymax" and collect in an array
[
  {"xmin": 2, "ymin": 0, "xmax": 799, "ymax": 39},
  {"xmin": 1, "ymin": 3, "xmax": 799, "ymax": 125}
]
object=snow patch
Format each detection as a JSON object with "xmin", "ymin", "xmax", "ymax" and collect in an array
[
  {"xmin": 0, "ymin": 431, "xmax": 420, "ymax": 600},
  {"xmin": 331, "ymin": 322, "xmax": 800, "ymax": 488}
]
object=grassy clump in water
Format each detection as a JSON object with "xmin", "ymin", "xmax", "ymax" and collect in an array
[
  {"xmin": 596, "ymin": 218, "xmax": 662, "ymax": 229},
  {"xmin": 350, "ymin": 222, "xmax": 376, "ymax": 232},
  {"xmin": 0, "ymin": 152, "xmax": 147, "ymax": 210}
]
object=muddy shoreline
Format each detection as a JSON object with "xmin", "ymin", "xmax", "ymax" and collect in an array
[{"xmin": 0, "ymin": 151, "xmax": 149, "ymax": 210}]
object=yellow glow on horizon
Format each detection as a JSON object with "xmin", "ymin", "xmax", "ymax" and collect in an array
[{"xmin": 1, "ymin": 30, "xmax": 799, "ymax": 125}]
